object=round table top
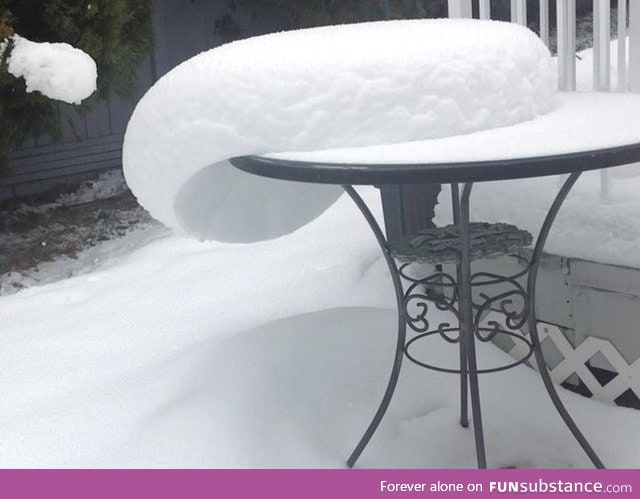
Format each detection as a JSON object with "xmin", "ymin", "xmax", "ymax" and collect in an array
[
  {"xmin": 231, "ymin": 92, "xmax": 640, "ymax": 185},
  {"xmin": 231, "ymin": 141, "xmax": 640, "ymax": 185}
]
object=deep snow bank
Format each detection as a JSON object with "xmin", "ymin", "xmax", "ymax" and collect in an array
[{"xmin": 123, "ymin": 19, "xmax": 555, "ymax": 242}]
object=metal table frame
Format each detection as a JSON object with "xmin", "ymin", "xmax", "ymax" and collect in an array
[{"xmin": 231, "ymin": 143, "xmax": 640, "ymax": 469}]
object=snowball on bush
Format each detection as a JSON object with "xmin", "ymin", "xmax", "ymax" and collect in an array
[{"xmin": 7, "ymin": 35, "xmax": 97, "ymax": 105}]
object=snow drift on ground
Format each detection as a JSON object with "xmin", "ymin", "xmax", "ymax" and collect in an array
[
  {"xmin": 123, "ymin": 19, "xmax": 555, "ymax": 243},
  {"xmin": 1, "ymin": 187, "xmax": 639, "ymax": 468},
  {"xmin": 7, "ymin": 35, "xmax": 97, "ymax": 105}
]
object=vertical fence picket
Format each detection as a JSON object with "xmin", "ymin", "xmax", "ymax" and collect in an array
[
  {"xmin": 618, "ymin": 0, "xmax": 628, "ymax": 92},
  {"xmin": 593, "ymin": 1, "xmax": 612, "ymax": 199},
  {"xmin": 557, "ymin": 0, "xmax": 577, "ymax": 91},
  {"xmin": 594, "ymin": 0, "xmax": 611, "ymax": 91},
  {"xmin": 516, "ymin": 0, "xmax": 528, "ymax": 25},
  {"xmin": 540, "ymin": 0, "xmax": 550, "ymax": 46},
  {"xmin": 447, "ymin": 0, "xmax": 472, "ymax": 18},
  {"xmin": 630, "ymin": 0, "xmax": 640, "ymax": 92},
  {"xmin": 510, "ymin": 0, "xmax": 527, "ymax": 24},
  {"xmin": 447, "ymin": 1, "xmax": 626, "ymax": 198},
  {"xmin": 479, "ymin": 0, "xmax": 491, "ymax": 20}
]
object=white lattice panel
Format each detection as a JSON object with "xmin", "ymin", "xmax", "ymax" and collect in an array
[{"xmin": 483, "ymin": 312, "xmax": 640, "ymax": 405}]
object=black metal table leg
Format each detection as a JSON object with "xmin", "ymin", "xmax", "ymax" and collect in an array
[
  {"xmin": 342, "ymin": 185, "xmax": 407, "ymax": 468},
  {"xmin": 525, "ymin": 172, "xmax": 605, "ymax": 469},
  {"xmin": 451, "ymin": 183, "xmax": 469, "ymax": 429},
  {"xmin": 458, "ymin": 183, "xmax": 487, "ymax": 468},
  {"xmin": 342, "ymin": 176, "xmax": 604, "ymax": 470}
]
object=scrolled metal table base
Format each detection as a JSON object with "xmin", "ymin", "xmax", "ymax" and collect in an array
[{"xmin": 342, "ymin": 173, "xmax": 604, "ymax": 469}]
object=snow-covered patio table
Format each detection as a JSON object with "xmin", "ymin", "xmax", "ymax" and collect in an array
[
  {"xmin": 231, "ymin": 129, "xmax": 640, "ymax": 470},
  {"xmin": 121, "ymin": 16, "xmax": 640, "ymax": 469}
]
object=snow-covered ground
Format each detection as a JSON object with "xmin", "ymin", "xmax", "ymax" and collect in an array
[
  {"xmin": 1, "ymin": 22, "xmax": 639, "ymax": 469},
  {"xmin": 2, "ymin": 186, "xmax": 639, "ymax": 468},
  {"xmin": 0, "ymin": 169, "xmax": 163, "ymax": 296}
]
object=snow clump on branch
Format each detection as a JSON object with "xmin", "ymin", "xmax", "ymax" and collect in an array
[{"xmin": 7, "ymin": 35, "xmax": 97, "ymax": 105}]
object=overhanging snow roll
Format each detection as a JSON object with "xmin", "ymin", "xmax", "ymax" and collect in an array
[{"xmin": 123, "ymin": 19, "xmax": 556, "ymax": 243}]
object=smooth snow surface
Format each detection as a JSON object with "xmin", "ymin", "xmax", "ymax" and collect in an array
[
  {"xmin": 2, "ymin": 188, "xmax": 640, "ymax": 468},
  {"xmin": 123, "ymin": 19, "xmax": 555, "ymax": 243},
  {"xmin": 7, "ymin": 35, "xmax": 97, "ymax": 104}
]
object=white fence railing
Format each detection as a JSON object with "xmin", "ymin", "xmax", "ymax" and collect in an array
[
  {"xmin": 631, "ymin": 1, "xmax": 640, "ymax": 90},
  {"xmin": 448, "ymin": 0, "xmax": 640, "ymax": 198},
  {"xmin": 447, "ymin": 0, "xmax": 639, "ymax": 92}
]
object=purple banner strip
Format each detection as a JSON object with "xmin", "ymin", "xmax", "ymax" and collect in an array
[{"xmin": 1, "ymin": 469, "xmax": 638, "ymax": 499}]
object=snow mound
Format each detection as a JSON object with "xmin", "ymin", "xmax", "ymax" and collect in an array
[
  {"xmin": 123, "ymin": 19, "xmax": 556, "ymax": 243},
  {"xmin": 7, "ymin": 35, "xmax": 97, "ymax": 105}
]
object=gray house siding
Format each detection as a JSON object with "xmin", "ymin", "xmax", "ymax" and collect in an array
[
  {"xmin": 2, "ymin": 57, "xmax": 155, "ymax": 202},
  {"xmin": 1, "ymin": 0, "xmax": 242, "ymax": 202}
]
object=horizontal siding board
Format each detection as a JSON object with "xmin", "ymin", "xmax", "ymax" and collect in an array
[
  {"xmin": 4, "ymin": 159, "xmax": 121, "ymax": 185},
  {"xmin": 3, "ymin": 151, "xmax": 122, "ymax": 184},
  {"xmin": 9, "ymin": 134, "xmax": 123, "ymax": 160},
  {"xmin": 0, "ymin": 151, "xmax": 122, "ymax": 185},
  {"xmin": 9, "ymin": 147, "xmax": 122, "ymax": 175},
  {"xmin": 4, "ymin": 132, "xmax": 123, "ymax": 189},
  {"xmin": 10, "ymin": 143, "xmax": 122, "ymax": 176}
]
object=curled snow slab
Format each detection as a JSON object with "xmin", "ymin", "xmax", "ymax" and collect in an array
[
  {"xmin": 272, "ymin": 92, "xmax": 640, "ymax": 165},
  {"xmin": 7, "ymin": 35, "xmax": 97, "ymax": 105},
  {"xmin": 123, "ymin": 19, "xmax": 555, "ymax": 243}
]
